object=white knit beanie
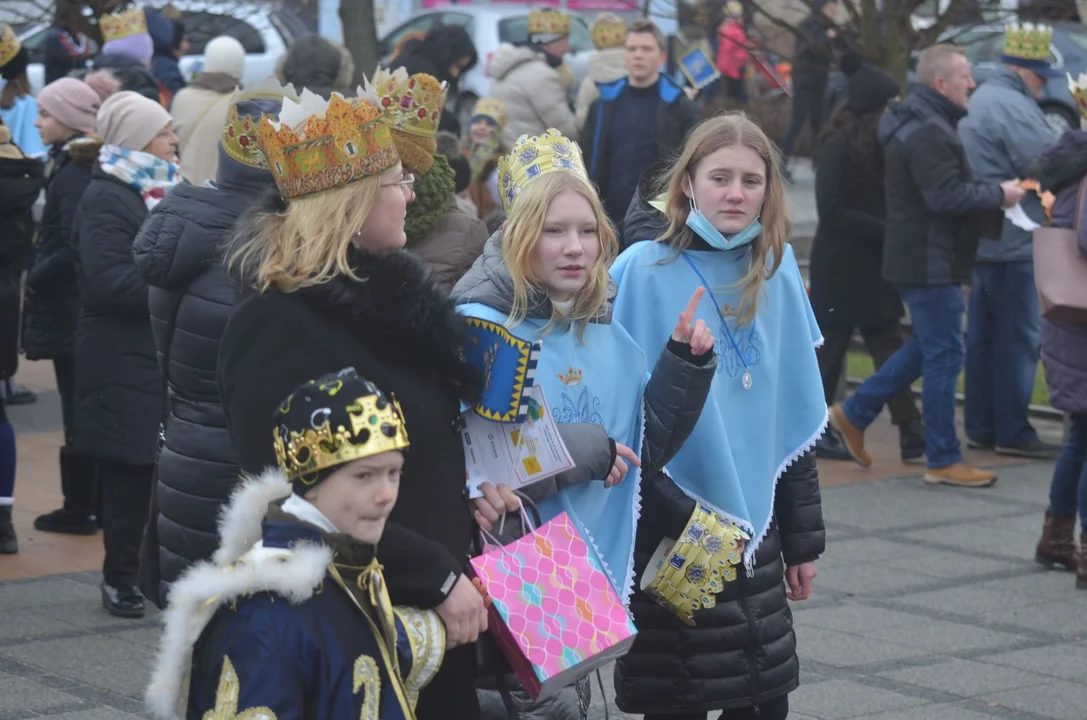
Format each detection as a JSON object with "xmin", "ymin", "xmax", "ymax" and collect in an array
[
  {"xmin": 202, "ymin": 36, "xmax": 246, "ymax": 80},
  {"xmin": 97, "ymin": 91, "xmax": 172, "ymax": 151}
]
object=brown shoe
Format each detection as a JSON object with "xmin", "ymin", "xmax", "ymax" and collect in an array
[
  {"xmin": 1077, "ymin": 532, "xmax": 1087, "ymax": 590},
  {"xmin": 923, "ymin": 463, "xmax": 997, "ymax": 487},
  {"xmin": 1036, "ymin": 512, "xmax": 1078, "ymax": 571},
  {"xmin": 828, "ymin": 405, "xmax": 871, "ymax": 468}
]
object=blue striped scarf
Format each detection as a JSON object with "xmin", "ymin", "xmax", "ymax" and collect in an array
[{"xmin": 98, "ymin": 144, "xmax": 181, "ymax": 210}]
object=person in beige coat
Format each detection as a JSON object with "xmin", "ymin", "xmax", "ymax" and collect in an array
[
  {"xmin": 488, "ymin": 8, "xmax": 579, "ymax": 147},
  {"xmin": 169, "ymin": 36, "xmax": 245, "ymax": 185},
  {"xmin": 575, "ymin": 13, "xmax": 628, "ymax": 127},
  {"xmin": 374, "ymin": 66, "xmax": 488, "ymax": 293}
]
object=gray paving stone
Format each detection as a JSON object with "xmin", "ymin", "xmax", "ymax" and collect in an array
[
  {"xmin": 981, "ymin": 679, "xmax": 1087, "ymax": 720},
  {"xmin": 885, "ymin": 547, "xmax": 1022, "ymax": 580},
  {"xmin": 896, "ymin": 524, "xmax": 1031, "ymax": 562},
  {"xmin": 0, "ymin": 635, "xmax": 155, "ymax": 700},
  {"xmin": 812, "ymin": 561, "xmax": 943, "ymax": 597},
  {"xmin": 797, "ymin": 627, "xmax": 928, "ymax": 668},
  {"xmin": 852, "ymin": 701, "xmax": 1003, "ymax": 720},
  {"xmin": 984, "ymin": 642, "xmax": 1087, "ymax": 682},
  {"xmin": 0, "ymin": 608, "xmax": 80, "ymax": 643},
  {"xmin": 978, "ymin": 570, "xmax": 1083, "ymax": 601},
  {"xmin": 36, "ymin": 711, "xmax": 147, "ymax": 720},
  {"xmin": 0, "ymin": 577, "xmax": 101, "ymax": 608},
  {"xmin": 980, "ymin": 601, "xmax": 1087, "ymax": 638},
  {"xmin": 863, "ymin": 617, "xmax": 1031, "ymax": 655},
  {"xmin": 876, "ymin": 658, "xmax": 1045, "ymax": 697},
  {"xmin": 789, "ymin": 678, "xmax": 922, "ymax": 718},
  {"xmin": 793, "ymin": 602, "xmax": 920, "ymax": 634},
  {"xmin": 0, "ymin": 676, "xmax": 83, "ymax": 712},
  {"xmin": 891, "ymin": 586, "xmax": 1039, "ymax": 616},
  {"xmin": 821, "ymin": 537, "xmax": 916, "ymax": 564},
  {"xmin": 28, "ymin": 599, "xmax": 159, "ymax": 632}
]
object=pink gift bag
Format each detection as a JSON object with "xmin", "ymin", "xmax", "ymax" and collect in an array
[{"xmin": 470, "ymin": 511, "xmax": 637, "ymax": 701}]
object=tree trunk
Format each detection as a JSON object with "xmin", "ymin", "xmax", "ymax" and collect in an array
[{"xmin": 340, "ymin": 0, "xmax": 379, "ymax": 87}]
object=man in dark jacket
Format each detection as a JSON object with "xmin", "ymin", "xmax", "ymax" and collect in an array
[
  {"xmin": 42, "ymin": 11, "xmax": 94, "ymax": 85},
  {"xmin": 582, "ymin": 18, "xmax": 699, "ymax": 227},
  {"xmin": 830, "ymin": 44, "xmax": 1024, "ymax": 488},
  {"xmin": 781, "ymin": 0, "xmax": 839, "ymax": 179},
  {"xmin": 146, "ymin": 10, "xmax": 187, "ymax": 104}
]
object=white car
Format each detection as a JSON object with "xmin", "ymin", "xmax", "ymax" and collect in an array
[
  {"xmin": 19, "ymin": 1, "xmax": 308, "ymax": 96},
  {"xmin": 379, "ymin": 5, "xmax": 600, "ymax": 127}
]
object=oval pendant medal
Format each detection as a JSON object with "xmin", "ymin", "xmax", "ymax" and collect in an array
[{"xmin": 742, "ymin": 370, "xmax": 753, "ymax": 391}]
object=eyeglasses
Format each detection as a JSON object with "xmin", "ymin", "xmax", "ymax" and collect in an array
[{"xmin": 382, "ymin": 173, "xmax": 415, "ymax": 195}]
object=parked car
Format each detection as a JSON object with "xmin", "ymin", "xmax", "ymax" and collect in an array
[
  {"xmin": 19, "ymin": 1, "xmax": 308, "ymax": 96},
  {"xmin": 379, "ymin": 5, "xmax": 599, "ymax": 128}
]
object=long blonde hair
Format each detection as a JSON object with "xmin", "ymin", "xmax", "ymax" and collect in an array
[
  {"xmin": 503, "ymin": 172, "xmax": 617, "ymax": 341},
  {"xmin": 659, "ymin": 113, "xmax": 790, "ymax": 327},
  {"xmin": 226, "ymin": 178, "xmax": 383, "ymax": 293}
]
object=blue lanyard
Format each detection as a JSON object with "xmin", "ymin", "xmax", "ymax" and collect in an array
[{"xmin": 681, "ymin": 252, "xmax": 750, "ymax": 373}]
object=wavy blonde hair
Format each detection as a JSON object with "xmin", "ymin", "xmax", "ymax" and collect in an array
[
  {"xmin": 659, "ymin": 113, "xmax": 790, "ymax": 327},
  {"xmin": 226, "ymin": 177, "xmax": 384, "ymax": 293},
  {"xmin": 503, "ymin": 172, "xmax": 617, "ymax": 341}
]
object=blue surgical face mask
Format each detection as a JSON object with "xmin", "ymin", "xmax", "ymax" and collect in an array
[{"xmin": 684, "ymin": 175, "xmax": 762, "ymax": 251}]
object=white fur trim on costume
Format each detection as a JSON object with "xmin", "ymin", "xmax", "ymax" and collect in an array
[{"xmin": 211, "ymin": 467, "xmax": 293, "ymax": 566}]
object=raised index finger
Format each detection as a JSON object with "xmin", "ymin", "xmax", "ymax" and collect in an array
[{"xmin": 683, "ymin": 287, "xmax": 705, "ymax": 321}]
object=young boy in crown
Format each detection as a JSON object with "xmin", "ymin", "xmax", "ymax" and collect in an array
[{"xmin": 145, "ymin": 367, "xmax": 475, "ymax": 720}]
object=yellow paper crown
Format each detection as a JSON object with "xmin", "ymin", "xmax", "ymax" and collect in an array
[
  {"xmin": 221, "ymin": 78, "xmax": 298, "ymax": 170},
  {"xmin": 528, "ymin": 8, "xmax": 571, "ymax": 39},
  {"xmin": 726, "ymin": 1, "xmax": 744, "ymax": 17},
  {"xmin": 591, "ymin": 17, "xmax": 627, "ymax": 50},
  {"xmin": 1002, "ymin": 22, "xmax": 1053, "ymax": 63},
  {"xmin": 471, "ymin": 98, "xmax": 507, "ymax": 129},
  {"xmin": 372, "ymin": 66, "xmax": 448, "ymax": 139},
  {"xmin": 100, "ymin": 6, "xmax": 148, "ymax": 44},
  {"xmin": 257, "ymin": 86, "xmax": 400, "ymax": 200},
  {"xmin": 496, "ymin": 128, "xmax": 588, "ymax": 214},
  {"xmin": 0, "ymin": 25, "xmax": 21, "ymax": 69},
  {"xmin": 1069, "ymin": 72, "xmax": 1087, "ymax": 120}
]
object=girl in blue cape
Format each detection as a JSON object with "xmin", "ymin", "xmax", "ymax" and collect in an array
[
  {"xmin": 609, "ymin": 114, "xmax": 828, "ymax": 719},
  {"xmin": 451, "ymin": 128, "xmax": 724, "ymax": 719}
]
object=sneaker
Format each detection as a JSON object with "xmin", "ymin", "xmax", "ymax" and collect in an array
[
  {"xmin": 966, "ymin": 438, "xmax": 995, "ymax": 450},
  {"xmin": 899, "ymin": 419, "xmax": 925, "ymax": 464},
  {"xmin": 828, "ymin": 405, "xmax": 871, "ymax": 467},
  {"xmin": 924, "ymin": 463, "xmax": 997, "ymax": 487},
  {"xmin": 815, "ymin": 428, "xmax": 853, "ymax": 461},
  {"xmin": 33, "ymin": 508, "xmax": 98, "ymax": 535},
  {"xmin": 996, "ymin": 437, "xmax": 1062, "ymax": 459}
]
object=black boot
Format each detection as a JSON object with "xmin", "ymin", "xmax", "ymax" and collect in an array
[
  {"xmin": 899, "ymin": 419, "xmax": 925, "ymax": 464},
  {"xmin": 34, "ymin": 448, "xmax": 97, "ymax": 535},
  {"xmin": 815, "ymin": 428, "xmax": 853, "ymax": 461},
  {"xmin": 101, "ymin": 583, "xmax": 145, "ymax": 618},
  {"xmin": 0, "ymin": 504, "xmax": 17, "ymax": 554}
]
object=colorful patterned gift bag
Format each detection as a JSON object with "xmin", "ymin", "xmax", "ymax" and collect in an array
[{"xmin": 469, "ymin": 511, "xmax": 637, "ymax": 700}]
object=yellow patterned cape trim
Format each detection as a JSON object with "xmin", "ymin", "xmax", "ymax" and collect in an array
[
  {"xmin": 1002, "ymin": 22, "xmax": 1053, "ymax": 63},
  {"xmin": 497, "ymin": 128, "xmax": 588, "ymax": 214},
  {"xmin": 392, "ymin": 607, "xmax": 446, "ymax": 708},
  {"xmin": 644, "ymin": 504, "xmax": 748, "ymax": 626},
  {"xmin": 205, "ymin": 656, "xmax": 278, "ymax": 720},
  {"xmin": 100, "ymin": 6, "xmax": 148, "ymax": 44},
  {"xmin": 0, "ymin": 25, "xmax": 21, "ymax": 69}
]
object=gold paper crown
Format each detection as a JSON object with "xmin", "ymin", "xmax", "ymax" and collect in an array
[
  {"xmin": 257, "ymin": 86, "xmax": 399, "ymax": 200},
  {"xmin": 726, "ymin": 1, "xmax": 744, "ymax": 16},
  {"xmin": 273, "ymin": 392, "xmax": 410, "ymax": 483},
  {"xmin": 528, "ymin": 8, "xmax": 571, "ymax": 38},
  {"xmin": 1002, "ymin": 22, "xmax": 1053, "ymax": 62},
  {"xmin": 221, "ymin": 79, "xmax": 298, "ymax": 170},
  {"xmin": 1069, "ymin": 72, "xmax": 1087, "ymax": 120},
  {"xmin": 471, "ymin": 98, "xmax": 507, "ymax": 129},
  {"xmin": 0, "ymin": 25, "xmax": 20, "ymax": 69},
  {"xmin": 100, "ymin": 6, "xmax": 148, "ymax": 44},
  {"xmin": 497, "ymin": 129, "xmax": 588, "ymax": 214},
  {"xmin": 557, "ymin": 366, "xmax": 583, "ymax": 386},
  {"xmin": 372, "ymin": 66, "xmax": 448, "ymax": 139},
  {"xmin": 591, "ymin": 17, "xmax": 626, "ymax": 49}
]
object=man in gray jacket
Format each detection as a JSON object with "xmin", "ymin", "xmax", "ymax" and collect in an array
[{"xmin": 959, "ymin": 24, "xmax": 1060, "ymax": 458}]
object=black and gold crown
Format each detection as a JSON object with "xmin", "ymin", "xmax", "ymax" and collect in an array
[{"xmin": 273, "ymin": 368, "xmax": 410, "ymax": 488}]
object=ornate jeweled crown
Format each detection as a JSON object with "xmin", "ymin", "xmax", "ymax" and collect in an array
[
  {"xmin": 471, "ymin": 98, "xmax": 508, "ymax": 129},
  {"xmin": 222, "ymin": 78, "xmax": 298, "ymax": 170},
  {"xmin": 372, "ymin": 66, "xmax": 448, "ymax": 139},
  {"xmin": 557, "ymin": 366, "xmax": 583, "ymax": 387},
  {"xmin": 591, "ymin": 18, "xmax": 626, "ymax": 50},
  {"xmin": 257, "ymin": 86, "xmax": 399, "ymax": 200},
  {"xmin": 496, "ymin": 129, "xmax": 589, "ymax": 214},
  {"xmin": 273, "ymin": 368, "xmax": 410, "ymax": 484},
  {"xmin": 528, "ymin": 8, "xmax": 571, "ymax": 39},
  {"xmin": 1002, "ymin": 22, "xmax": 1053, "ymax": 62},
  {"xmin": 1069, "ymin": 72, "xmax": 1087, "ymax": 120},
  {"xmin": 100, "ymin": 6, "xmax": 148, "ymax": 44},
  {"xmin": 0, "ymin": 25, "xmax": 20, "ymax": 69}
]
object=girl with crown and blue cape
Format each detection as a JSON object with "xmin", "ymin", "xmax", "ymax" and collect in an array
[
  {"xmin": 451, "ymin": 128, "xmax": 728, "ymax": 719},
  {"xmin": 608, "ymin": 113, "xmax": 827, "ymax": 719}
]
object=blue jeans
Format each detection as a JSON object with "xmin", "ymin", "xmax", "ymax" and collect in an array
[
  {"xmin": 1049, "ymin": 414, "xmax": 1087, "ymax": 530},
  {"xmin": 964, "ymin": 262, "xmax": 1043, "ymax": 447},
  {"xmin": 842, "ymin": 285, "xmax": 965, "ymax": 468}
]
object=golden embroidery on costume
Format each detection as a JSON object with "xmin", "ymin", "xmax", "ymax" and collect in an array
[
  {"xmin": 392, "ymin": 607, "xmax": 446, "ymax": 706},
  {"xmin": 353, "ymin": 655, "xmax": 381, "ymax": 720},
  {"xmin": 203, "ymin": 656, "xmax": 277, "ymax": 720}
]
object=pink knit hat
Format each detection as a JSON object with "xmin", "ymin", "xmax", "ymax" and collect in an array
[{"xmin": 37, "ymin": 78, "xmax": 101, "ymax": 134}]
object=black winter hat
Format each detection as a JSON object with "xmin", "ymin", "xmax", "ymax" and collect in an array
[{"xmin": 843, "ymin": 51, "xmax": 899, "ymax": 114}]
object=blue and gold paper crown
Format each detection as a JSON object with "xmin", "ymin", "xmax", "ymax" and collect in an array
[
  {"xmin": 496, "ymin": 129, "xmax": 589, "ymax": 214},
  {"xmin": 1002, "ymin": 22, "xmax": 1052, "ymax": 63},
  {"xmin": 0, "ymin": 25, "xmax": 20, "ymax": 69},
  {"xmin": 463, "ymin": 318, "xmax": 541, "ymax": 423},
  {"xmin": 100, "ymin": 6, "xmax": 148, "ymax": 44}
]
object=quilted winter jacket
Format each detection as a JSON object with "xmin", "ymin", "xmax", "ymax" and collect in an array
[
  {"xmin": 488, "ymin": 44, "xmax": 580, "ymax": 148},
  {"xmin": 408, "ymin": 197, "xmax": 489, "ymax": 294}
]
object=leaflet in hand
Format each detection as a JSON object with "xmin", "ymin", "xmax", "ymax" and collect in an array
[{"xmin": 462, "ymin": 384, "xmax": 575, "ymax": 499}]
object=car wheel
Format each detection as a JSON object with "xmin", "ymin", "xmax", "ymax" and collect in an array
[
  {"xmin": 456, "ymin": 92, "xmax": 479, "ymax": 134},
  {"xmin": 1042, "ymin": 103, "xmax": 1077, "ymax": 136}
]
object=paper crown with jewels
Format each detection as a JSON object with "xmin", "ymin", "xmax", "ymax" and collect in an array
[
  {"xmin": 99, "ymin": 5, "xmax": 149, "ymax": 44},
  {"xmin": 1068, "ymin": 72, "xmax": 1087, "ymax": 120},
  {"xmin": 1001, "ymin": 22, "xmax": 1053, "ymax": 64},
  {"xmin": 591, "ymin": 16, "xmax": 626, "ymax": 50},
  {"xmin": 0, "ymin": 25, "xmax": 21, "ymax": 69},
  {"xmin": 372, "ymin": 66, "xmax": 448, "ymax": 140},
  {"xmin": 471, "ymin": 97, "xmax": 507, "ymax": 129},
  {"xmin": 257, "ymin": 85, "xmax": 400, "ymax": 200},
  {"xmin": 496, "ymin": 129, "xmax": 589, "ymax": 214},
  {"xmin": 273, "ymin": 368, "xmax": 410, "ymax": 486},
  {"xmin": 221, "ymin": 78, "xmax": 298, "ymax": 170},
  {"xmin": 528, "ymin": 8, "xmax": 571, "ymax": 41}
]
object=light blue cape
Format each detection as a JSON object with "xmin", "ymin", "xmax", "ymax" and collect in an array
[
  {"xmin": 458, "ymin": 302, "xmax": 649, "ymax": 603},
  {"xmin": 610, "ymin": 241, "xmax": 827, "ymax": 569},
  {"xmin": 0, "ymin": 91, "xmax": 46, "ymax": 159}
]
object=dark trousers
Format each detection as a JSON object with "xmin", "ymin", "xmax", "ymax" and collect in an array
[
  {"xmin": 1049, "ymin": 413, "xmax": 1087, "ymax": 531},
  {"xmin": 819, "ymin": 322, "xmax": 921, "ymax": 427},
  {"xmin": 645, "ymin": 695, "xmax": 789, "ymax": 720},
  {"xmin": 100, "ymin": 460, "xmax": 153, "ymax": 589},
  {"xmin": 782, "ymin": 73, "xmax": 828, "ymax": 159},
  {"xmin": 53, "ymin": 357, "xmax": 75, "ymax": 445}
]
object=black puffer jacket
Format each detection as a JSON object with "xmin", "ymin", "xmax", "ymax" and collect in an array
[
  {"xmin": 132, "ymin": 182, "xmax": 243, "ymax": 601},
  {"xmin": 622, "ymin": 161, "xmax": 670, "ymax": 252},
  {"xmin": 615, "ymin": 450, "xmax": 824, "ymax": 714},
  {"xmin": 23, "ymin": 138, "xmax": 98, "ymax": 360}
]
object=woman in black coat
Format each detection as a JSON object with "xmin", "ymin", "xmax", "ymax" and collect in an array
[
  {"xmin": 72, "ymin": 91, "xmax": 180, "ymax": 618},
  {"xmin": 131, "ymin": 87, "xmax": 292, "ymax": 608},
  {"xmin": 388, "ymin": 25, "xmax": 479, "ymax": 135},
  {"xmin": 218, "ymin": 93, "xmax": 485, "ymax": 719},
  {"xmin": 809, "ymin": 54, "xmax": 923, "ymax": 463}
]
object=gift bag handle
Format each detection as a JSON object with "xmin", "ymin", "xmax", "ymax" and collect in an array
[{"xmin": 478, "ymin": 492, "xmax": 540, "ymax": 552}]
